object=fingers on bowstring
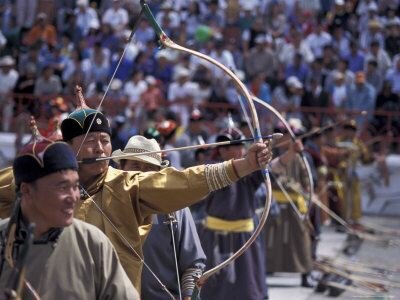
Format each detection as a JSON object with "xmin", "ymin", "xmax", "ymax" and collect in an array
[
  {"xmin": 263, "ymin": 139, "xmax": 271, "ymax": 148},
  {"xmin": 259, "ymin": 146, "xmax": 272, "ymax": 164}
]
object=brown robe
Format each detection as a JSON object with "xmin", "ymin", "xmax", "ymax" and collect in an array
[
  {"xmin": 265, "ymin": 204, "xmax": 313, "ymax": 273},
  {"xmin": 0, "ymin": 219, "xmax": 138, "ymax": 299}
]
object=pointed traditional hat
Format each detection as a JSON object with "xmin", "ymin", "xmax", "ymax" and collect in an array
[
  {"xmin": 60, "ymin": 86, "xmax": 111, "ymax": 141},
  {"xmin": 14, "ymin": 118, "xmax": 77, "ymax": 185}
]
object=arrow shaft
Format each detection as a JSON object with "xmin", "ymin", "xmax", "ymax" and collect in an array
[{"xmin": 79, "ymin": 134, "xmax": 282, "ymax": 164}]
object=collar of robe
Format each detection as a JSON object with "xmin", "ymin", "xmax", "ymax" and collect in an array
[
  {"xmin": 15, "ymin": 208, "xmax": 63, "ymax": 245},
  {"xmin": 80, "ymin": 170, "xmax": 108, "ymax": 199}
]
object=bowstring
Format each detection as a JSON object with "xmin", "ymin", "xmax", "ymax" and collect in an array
[
  {"xmin": 76, "ymin": 9, "xmax": 144, "ymax": 157},
  {"xmin": 236, "ymin": 92, "xmax": 304, "ymax": 220},
  {"xmin": 166, "ymin": 213, "xmax": 183, "ymax": 300},
  {"xmin": 252, "ymin": 96, "xmax": 315, "ymax": 212},
  {"xmin": 79, "ymin": 186, "xmax": 176, "ymax": 300}
]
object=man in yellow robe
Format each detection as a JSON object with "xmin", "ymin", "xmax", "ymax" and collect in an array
[
  {"xmin": 338, "ymin": 120, "xmax": 373, "ymax": 223},
  {"xmin": 0, "ymin": 96, "xmax": 294, "ymax": 293}
]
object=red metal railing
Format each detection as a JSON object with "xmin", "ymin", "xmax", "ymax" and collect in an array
[{"xmin": 3, "ymin": 92, "xmax": 400, "ymax": 152}]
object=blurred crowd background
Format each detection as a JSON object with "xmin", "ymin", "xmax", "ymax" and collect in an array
[{"xmin": 0, "ymin": 0, "xmax": 399, "ymax": 157}]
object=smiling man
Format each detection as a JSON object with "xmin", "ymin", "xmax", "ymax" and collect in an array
[
  {"xmin": 0, "ymin": 140, "xmax": 138, "ymax": 299},
  {"xmin": 0, "ymin": 88, "xmax": 273, "ymax": 294}
]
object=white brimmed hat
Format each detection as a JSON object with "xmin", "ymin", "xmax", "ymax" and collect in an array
[
  {"xmin": 286, "ymin": 76, "xmax": 303, "ymax": 89},
  {"xmin": 112, "ymin": 135, "xmax": 169, "ymax": 167},
  {"xmin": 0, "ymin": 56, "xmax": 15, "ymax": 67}
]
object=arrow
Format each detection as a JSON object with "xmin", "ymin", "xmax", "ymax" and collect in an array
[{"xmin": 78, "ymin": 133, "xmax": 283, "ymax": 164}]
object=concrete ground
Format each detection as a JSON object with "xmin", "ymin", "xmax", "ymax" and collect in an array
[{"xmin": 267, "ymin": 216, "xmax": 400, "ymax": 300}]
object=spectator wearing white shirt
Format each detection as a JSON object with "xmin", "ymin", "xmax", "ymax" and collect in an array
[
  {"xmin": 279, "ymin": 30, "xmax": 314, "ymax": 65},
  {"xmin": 75, "ymin": 0, "xmax": 99, "ymax": 37},
  {"xmin": 329, "ymin": 71, "xmax": 348, "ymax": 108},
  {"xmin": 356, "ymin": 0, "xmax": 376, "ymax": 17},
  {"xmin": 202, "ymin": 0, "xmax": 225, "ymax": 28},
  {"xmin": 209, "ymin": 38, "xmax": 237, "ymax": 82},
  {"xmin": 155, "ymin": 1, "xmax": 181, "ymax": 29},
  {"xmin": 331, "ymin": 24, "xmax": 351, "ymax": 58},
  {"xmin": 89, "ymin": 41, "xmax": 111, "ymax": 64},
  {"xmin": 325, "ymin": 58, "xmax": 354, "ymax": 92},
  {"xmin": 306, "ymin": 22, "xmax": 332, "ymax": 58},
  {"xmin": 359, "ymin": 19, "xmax": 385, "ymax": 51},
  {"xmin": 0, "ymin": 56, "xmax": 19, "ymax": 132},
  {"xmin": 34, "ymin": 65, "xmax": 62, "ymax": 97},
  {"xmin": 245, "ymin": 35, "xmax": 277, "ymax": 81},
  {"xmin": 168, "ymin": 68, "xmax": 199, "ymax": 128},
  {"xmin": 181, "ymin": 2, "xmax": 202, "ymax": 39},
  {"xmin": 265, "ymin": 2, "xmax": 286, "ymax": 40},
  {"xmin": 272, "ymin": 76, "xmax": 304, "ymax": 120},
  {"xmin": 88, "ymin": 42, "xmax": 110, "ymax": 85},
  {"xmin": 365, "ymin": 40, "xmax": 392, "ymax": 76},
  {"xmin": 62, "ymin": 49, "xmax": 91, "ymax": 86},
  {"xmin": 124, "ymin": 70, "xmax": 148, "ymax": 106},
  {"xmin": 102, "ymin": 0, "xmax": 129, "ymax": 35},
  {"xmin": 134, "ymin": 19, "xmax": 155, "ymax": 46}
]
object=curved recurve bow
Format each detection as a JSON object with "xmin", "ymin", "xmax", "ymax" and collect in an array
[
  {"xmin": 138, "ymin": 1, "xmax": 273, "ymax": 297},
  {"xmin": 252, "ymin": 96, "xmax": 314, "ymax": 212}
]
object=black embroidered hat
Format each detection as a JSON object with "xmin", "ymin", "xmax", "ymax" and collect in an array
[
  {"xmin": 13, "ymin": 120, "xmax": 78, "ymax": 186},
  {"xmin": 60, "ymin": 86, "xmax": 111, "ymax": 141},
  {"xmin": 215, "ymin": 127, "xmax": 245, "ymax": 144}
]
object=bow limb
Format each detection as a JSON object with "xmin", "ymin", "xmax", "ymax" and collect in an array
[
  {"xmin": 237, "ymin": 93, "xmax": 306, "ymax": 221},
  {"xmin": 4, "ymin": 223, "xmax": 40, "ymax": 300},
  {"xmin": 252, "ymin": 96, "xmax": 314, "ymax": 211},
  {"xmin": 140, "ymin": 0, "xmax": 272, "ymax": 287}
]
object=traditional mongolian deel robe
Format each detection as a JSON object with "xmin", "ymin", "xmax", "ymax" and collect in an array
[
  {"xmin": 322, "ymin": 144, "xmax": 347, "ymax": 219},
  {"xmin": 264, "ymin": 180, "xmax": 313, "ymax": 273},
  {"xmin": 337, "ymin": 138, "xmax": 372, "ymax": 222},
  {"xmin": 141, "ymin": 208, "xmax": 206, "ymax": 299},
  {"xmin": 199, "ymin": 171, "xmax": 266, "ymax": 300},
  {"xmin": 262, "ymin": 148, "xmax": 313, "ymax": 274},
  {"xmin": 0, "ymin": 217, "xmax": 138, "ymax": 299},
  {"xmin": 0, "ymin": 163, "xmax": 238, "ymax": 292}
]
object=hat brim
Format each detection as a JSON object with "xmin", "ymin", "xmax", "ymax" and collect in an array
[{"xmin": 112, "ymin": 149, "xmax": 169, "ymax": 168}]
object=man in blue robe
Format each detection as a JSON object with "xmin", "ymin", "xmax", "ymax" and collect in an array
[{"xmin": 113, "ymin": 135, "xmax": 206, "ymax": 299}]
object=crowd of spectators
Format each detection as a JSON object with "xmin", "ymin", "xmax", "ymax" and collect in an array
[{"xmin": 0, "ymin": 0, "xmax": 399, "ymax": 153}]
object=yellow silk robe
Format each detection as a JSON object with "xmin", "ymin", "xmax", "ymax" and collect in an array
[{"xmin": 0, "ymin": 163, "xmax": 238, "ymax": 291}]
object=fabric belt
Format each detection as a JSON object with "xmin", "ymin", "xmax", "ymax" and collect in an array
[
  {"xmin": 272, "ymin": 189, "xmax": 308, "ymax": 214},
  {"xmin": 205, "ymin": 216, "xmax": 254, "ymax": 233}
]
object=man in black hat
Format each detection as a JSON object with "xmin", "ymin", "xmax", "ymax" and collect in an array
[
  {"xmin": 0, "ymin": 90, "xmax": 273, "ymax": 294},
  {"xmin": 0, "ymin": 139, "xmax": 138, "ymax": 299},
  {"xmin": 58, "ymin": 95, "xmax": 273, "ymax": 292},
  {"xmin": 198, "ymin": 127, "xmax": 301, "ymax": 300}
]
